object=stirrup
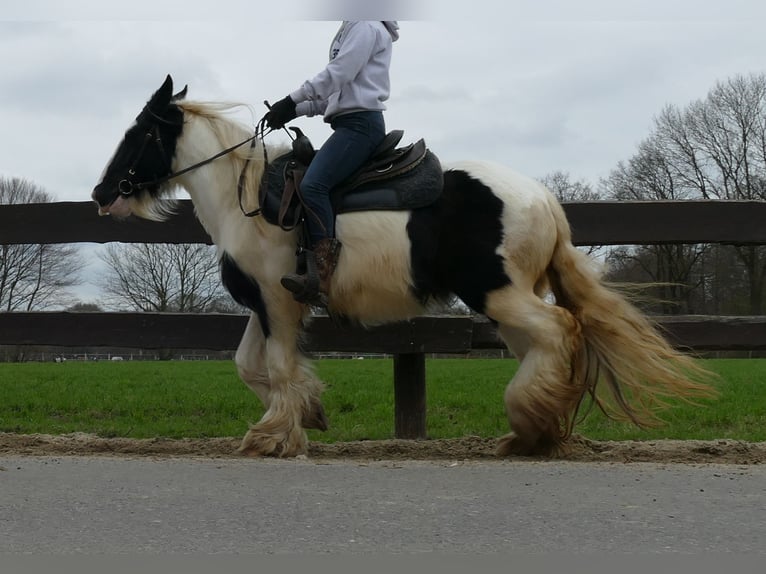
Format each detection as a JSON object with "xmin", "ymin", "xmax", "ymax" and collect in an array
[
  {"xmin": 281, "ymin": 274, "xmax": 326, "ymax": 307},
  {"xmin": 280, "ymin": 250, "xmax": 326, "ymax": 306}
]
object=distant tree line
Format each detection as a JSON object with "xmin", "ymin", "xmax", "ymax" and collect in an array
[
  {"xmin": 601, "ymin": 73, "xmax": 766, "ymax": 315},
  {"xmin": 0, "ymin": 177, "xmax": 83, "ymax": 311},
  {"xmin": 541, "ymin": 73, "xmax": 766, "ymax": 316},
  {"xmin": 98, "ymin": 243, "xmax": 238, "ymax": 313}
]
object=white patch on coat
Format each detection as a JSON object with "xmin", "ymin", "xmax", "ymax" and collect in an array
[{"xmin": 331, "ymin": 210, "xmax": 424, "ymax": 324}]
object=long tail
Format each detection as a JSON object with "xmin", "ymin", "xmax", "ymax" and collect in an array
[{"xmin": 544, "ymin": 196, "xmax": 717, "ymax": 427}]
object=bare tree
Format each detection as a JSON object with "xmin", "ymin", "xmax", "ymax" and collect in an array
[
  {"xmin": 99, "ymin": 243, "xmax": 227, "ymax": 312},
  {"xmin": 539, "ymin": 170, "xmax": 600, "ymax": 202},
  {"xmin": 652, "ymin": 73, "xmax": 766, "ymax": 313},
  {"xmin": 601, "ymin": 137, "xmax": 709, "ymax": 314},
  {"xmin": 539, "ymin": 170, "xmax": 604, "ymax": 258},
  {"xmin": 0, "ymin": 177, "xmax": 83, "ymax": 311},
  {"xmin": 66, "ymin": 302, "xmax": 104, "ymax": 312}
]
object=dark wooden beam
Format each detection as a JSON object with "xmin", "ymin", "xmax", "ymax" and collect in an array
[
  {"xmin": 0, "ymin": 312, "xmax": 474, "ymax": 353},
  {"xmin": 4, "ymin": 312, "xmax": 766, "ymax": 352},
  {"xmin": 0, "ymin": 201, "xmax": 212, "ymax": 245},
  {"xmin": 0, "ymin": 312, "xmax": 245, "ymax": 350},
  {"xmin": 470, "ymin": 314, "xmax": 766, "ymax": 352},
  {"xmin": 5, "ymin": 200, "xmax": 766, "ymax": 246},
  {"xmin": 393, "ymin": 353, "xmax": 427, "ymax": 439},
  {"xmin": 562, "ymin": 200, "xmax": 766, "ymax": 245},
  {"xmin": 656, "ymin": 315, "xmax": 766, "ymax": 351}
]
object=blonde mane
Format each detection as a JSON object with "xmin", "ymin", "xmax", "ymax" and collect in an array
[{"xmin": 177, "ymin": 100, "xmax": 287, "ymax": 212}]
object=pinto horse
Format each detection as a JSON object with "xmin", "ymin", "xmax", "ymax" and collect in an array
[{"xmin": 92, "ymin": 76, "xmax": 715, "ymax": 457}]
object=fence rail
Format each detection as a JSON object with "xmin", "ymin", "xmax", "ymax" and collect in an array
[
  {"xmin": 4, "ymin": 199, "xmax": 766, "ymax": 245},
  {"xmin": 5, "ymin": 312, "xmax": 766, "ymax": 353},
  {"xmin": 4, "ymin": 200, "xmax": 766, "ymax": 439}
]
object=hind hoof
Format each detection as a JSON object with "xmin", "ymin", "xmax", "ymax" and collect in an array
[{"xmin": 302, "ymin": 399, "xmax": 329, "ymax": 431}]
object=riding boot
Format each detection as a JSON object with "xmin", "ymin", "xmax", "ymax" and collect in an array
[{"xmin": 281, "ymin": 238, "xmax": 342, "ymax": 306}]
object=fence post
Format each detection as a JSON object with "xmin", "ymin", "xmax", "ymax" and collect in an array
[{"xmin": 393, "ymin": 352, "xmax": 427, "ymax": 439}]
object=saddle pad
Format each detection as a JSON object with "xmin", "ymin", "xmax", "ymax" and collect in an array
[
  {"xmin": 333, "ymin": 150, "xmax": 443, "ymax": 214},
  {"xmin": 257, "ymin": 148, "xmax": 444, "ymax": 227}
]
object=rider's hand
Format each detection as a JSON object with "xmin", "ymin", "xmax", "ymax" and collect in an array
[{"xmin": 265, "ymin": 95, "xmax": 297, "ymax": 130}]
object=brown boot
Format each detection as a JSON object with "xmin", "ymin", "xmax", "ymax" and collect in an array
[{"xmin": 281, "ymin": 238, "xmax": 342, "ymax": 306}]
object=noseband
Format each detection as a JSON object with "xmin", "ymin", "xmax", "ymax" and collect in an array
[
  {"xmin": 118, "ymin": 117, "xmax": 172, "ymax": 195},
  {"xmin": 118, "ymin": 105, "xmax": 259, "ymax": 196}
]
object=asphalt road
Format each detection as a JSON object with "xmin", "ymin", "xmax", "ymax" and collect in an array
[{"xmin": 1, "ymin": 456, "xmax": 764, "ymax": 554}]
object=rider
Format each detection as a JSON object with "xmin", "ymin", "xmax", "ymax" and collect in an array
[{"xmin": 265, "ymin": 20, "xmax": 400, "ymax": 304}]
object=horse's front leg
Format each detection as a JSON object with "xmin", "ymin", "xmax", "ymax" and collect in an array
[
  {"xmin": 237, "ymin": 308, "xmax": 327, "ymax": 458},
  {"xmin": 236, "ymin": 312, "xmax": 329, "ymax": 432},
  {"xmin": 234, "ymin": 312, "xmax": 272, "ymax": 408}
]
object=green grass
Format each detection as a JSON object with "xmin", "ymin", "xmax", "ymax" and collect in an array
[
  {"xmin": 579, "ymin": 359, "xmax": 766, "ymax": 441},
  {"xmin": 1, "ymin": 358, "xmax": 765, "ymax": 442}
]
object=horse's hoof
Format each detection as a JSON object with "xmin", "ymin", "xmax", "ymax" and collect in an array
[
  {"xmin": 302, "ymin": 399, "xmax": 329, "ymax": 431},
  {"xmin": 496, "ymin": 432, "xmax": 570, "ymax": 458},
  {"xmin": 237, "ymin": 428, "xmax": 307, "ymax": 458},
  {"xmin": 496, "ymin": 432, "xmax": 535, "ymax": 457}
]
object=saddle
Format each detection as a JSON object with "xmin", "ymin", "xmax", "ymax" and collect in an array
[{"xmin": 258, "ymin": 128, "xmax": 443, "ymax": 230}]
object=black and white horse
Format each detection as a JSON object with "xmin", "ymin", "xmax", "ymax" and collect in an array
[{"xmin": 92, "ymin": 76, "xmax": 714, "ymax": 457}]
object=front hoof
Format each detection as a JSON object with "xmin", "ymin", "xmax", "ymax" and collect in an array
[
  {"xmin": 496, "ymin": 432, "xmax": 536, "ymax": 457},
  {"xmin": 237, "ymin": 427, "xmax": 307, "ymax": 458},
  {"xmin": 496, "ymin": 432, "xmax": 570, "ymax": 458}
]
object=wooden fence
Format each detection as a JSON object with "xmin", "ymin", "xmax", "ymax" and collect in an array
[{"xmin": 3, "ymin": 200, "xmax": 766, "ymax": 439}]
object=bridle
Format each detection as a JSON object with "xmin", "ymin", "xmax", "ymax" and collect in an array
[
  {"xmin": 117, "ymin": 101, "xmax": 295, "ymax": 222},
  {"xmin": 117, "ymin": 105, "xmax": 261, "ymax": 197}
]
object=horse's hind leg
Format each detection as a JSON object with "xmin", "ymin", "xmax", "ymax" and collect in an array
[{"xmin": 486, "ymin": 284, "xmax": 585, "ymax": 456}]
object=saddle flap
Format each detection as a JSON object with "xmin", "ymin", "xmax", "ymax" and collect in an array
[{"xmin": 258, "ymin": 153, "xmax": 306, "ymax": 230}]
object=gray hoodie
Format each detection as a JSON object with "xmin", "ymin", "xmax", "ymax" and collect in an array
[{"xmin": 290, "ymin": 21, "xmax": 399, "ymax": 122}]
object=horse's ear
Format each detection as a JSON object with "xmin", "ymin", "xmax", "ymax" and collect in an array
[
  {"xmin": 148, "ymin": 74, "xmax": 174, "ymax": 107},
  {"xmin": 172, "ymin": 84, "xmax": 188, "ymax": 101}
]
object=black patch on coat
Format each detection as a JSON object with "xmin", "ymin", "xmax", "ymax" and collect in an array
[
  {"xmin": 407, "ymin": 169, "xmax": 511, "ymax": 314},
  {"xmin": 219, "ymin": 253, "xmax": 270, "ymax": 338},
  {"xmin": 92, "ymin": 75, "xmax": 186, "ymax": 209}
]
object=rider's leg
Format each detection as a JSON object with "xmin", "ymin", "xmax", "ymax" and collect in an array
[{"xmin": 282, "ymin": 111, "xmax": 385, "ymax": 303}]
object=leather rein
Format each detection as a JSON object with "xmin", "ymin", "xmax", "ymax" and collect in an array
[{"xmin": 236, "ymin": 100, "xmax": 297, "ymax": 218}]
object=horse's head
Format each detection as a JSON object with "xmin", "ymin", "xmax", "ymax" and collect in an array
[{"xmin": 92, "ymin": 74, "xmax": 188, "ymax": 219}]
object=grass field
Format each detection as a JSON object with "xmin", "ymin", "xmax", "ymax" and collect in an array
[{"xmin": 1, "ymin": 358, "xmax": 765, "ymax": 442}]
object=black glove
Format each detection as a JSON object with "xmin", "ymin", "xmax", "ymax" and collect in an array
[{"xmin": 265, "ymin": 95, "xmax": 297, "ymax": 130}]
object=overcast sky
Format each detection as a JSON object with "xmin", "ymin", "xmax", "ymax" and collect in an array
[{"xmin": 2, "ymin": 0, "xmax": 766, "ymax": 302}]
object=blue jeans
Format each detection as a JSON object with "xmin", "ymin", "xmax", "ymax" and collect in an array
[{"xmin": 300, "ymin": 111, "xmax": 385, "ymax": 247}]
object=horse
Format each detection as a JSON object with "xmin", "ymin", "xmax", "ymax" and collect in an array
[{"xmin": 92, "ymin": 75, "xmax": 716, "ymax": 457}]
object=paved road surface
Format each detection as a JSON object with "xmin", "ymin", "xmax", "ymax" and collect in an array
[{"xmin": 1, "ymin": 456, "xmax": 764, "ymax": 554}]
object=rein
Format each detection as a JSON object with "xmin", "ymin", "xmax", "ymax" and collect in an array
[
  {"xmin": 135, "ymin": 133, "xmax": 258, "ymax": 192},
  {"xmin": 236, "ymin": 113, "xmax": 270, "ymax": 218},
  {"xmin": 236, "ymin": 102, "xmax": 296, "ymax": 218}
]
